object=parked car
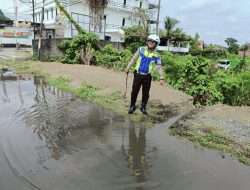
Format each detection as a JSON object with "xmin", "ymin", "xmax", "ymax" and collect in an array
[{"xmin": 217, "ymin": 59, "xmax": 231, "ymax": 70}]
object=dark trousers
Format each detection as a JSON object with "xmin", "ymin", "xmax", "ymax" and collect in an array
[{"xmin": 130, "ymin": 72, "xmax": 152, "ymax": 107}]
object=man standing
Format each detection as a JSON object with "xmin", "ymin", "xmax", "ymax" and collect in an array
[{"xmin": 125, "ymin": 35, "xmax": 164, "ymax": 115}]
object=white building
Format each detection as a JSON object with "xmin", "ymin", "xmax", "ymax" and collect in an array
[{"xmin": 33, "ymin": 0, "xmax": 157, "ymax": 42}]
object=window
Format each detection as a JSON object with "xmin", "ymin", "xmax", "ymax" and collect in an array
[
  {"xmin": 139, "ymin": 1, "xmax": 142, "ymax": 8},
  {"xmin": 51, "ymin": 8, "xmax": 54, "ymax": 19},
  {"xmin": 105, "ymin": 35, "xmax": 111, "ymax": 41},
  {"xmin": 122, "ymin": 18, "xmax": 126, "ymax": 27},
  {"xmin": 46, "ymin": 10, "xmax": 49, "ymax": 20},
  {"xmin": 56, "ymin": 8, "xmax": 58, "ymax": 16},
  {"xmin": 123, "ymin": 0, "xmax": 126, "ymax": 6}
]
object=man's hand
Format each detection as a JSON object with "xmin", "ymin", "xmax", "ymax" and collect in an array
[{"xmin": 160, "ymin": 79, "xmax": 164, "ymax": 86}]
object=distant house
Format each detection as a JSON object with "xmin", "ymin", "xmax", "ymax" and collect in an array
[
  {"xmin": 239, "ymin": 44, "xmax": 250, "ymax": 57},
  {"xmin": 239, "ymin": 50, "xmax": 250, "ymax": 57},
  {"xmin": 159, "ymin": 36, "xmax": 190, "ymax": 53}
]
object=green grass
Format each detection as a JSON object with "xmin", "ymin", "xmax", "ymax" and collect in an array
[{"xmin": 170, "ymin": 125, "xmax": 250, "ymax": 165}]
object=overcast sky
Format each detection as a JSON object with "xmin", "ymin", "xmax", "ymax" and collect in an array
[{"xmin": 1, "ymin": 0, "xmax": 250, "ymax": 45}]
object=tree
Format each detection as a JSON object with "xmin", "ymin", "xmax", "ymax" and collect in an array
[
  {"xmin": 164, "ymin": 16, "xmax": 179, "ymax": 39},
  {"xmin": 54, "ymin": 0, "xmax": 84, "ymax": 33},
  {"xmin": 225, "ymin": 37, "xmax": 239, "ymax": 54},
  {"xmin": 0, "ymin": 9, "xmax": 10, "ymax": 22},
  {"xmin": 55, "ymin": 0, "xmax": 98, "ymax": 65},
  {"xmin": 161, "ymin": 16, "xmax": 192, "ymax": 46},
  {"xmin": 124, "ymin": 26, "xmax": 148, "ymax": 53}
]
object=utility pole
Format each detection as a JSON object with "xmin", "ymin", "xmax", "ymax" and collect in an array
[
  {"xmin": 32, "ymin": 0, "xmax": 35, "ymax": 40},
  {"xmin": 38, "ymin": 0, "xmax": 45, "ymax": 60},
  {"xmin": 156, "ymin": 0, "xmax": 161, "ymax": 35}
]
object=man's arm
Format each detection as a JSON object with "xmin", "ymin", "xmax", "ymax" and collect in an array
[
  {"xmin": 126, "ymin": 49, "xmax": 139, "ymax": 72},
  {"xmin": 156, "ymin": 57, "xmax": 164, "ymax": 80}
]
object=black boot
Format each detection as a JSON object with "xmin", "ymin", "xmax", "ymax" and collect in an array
[
  {"xmin": 140, "ymin": 104, "xmax": 148, "ymax": 115},
  {"xmin": 128, "ymin": 105, "xmax": 136, "ymax": 114}
]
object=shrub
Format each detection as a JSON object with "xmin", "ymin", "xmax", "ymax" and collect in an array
[
  {"xmin": 95, "ymin": 44, "xmax": 132, "ymax": 71},
  {"xmin": 163, "ymin": 52, "xmax": 223, "ymax": 105},
  {"xmin": 59, "ymin": 32, "xmax": 98, "ymax": 64},
  {"xmin": 214, "ymin": 71, "xmax": 250, "ymax": 106}
]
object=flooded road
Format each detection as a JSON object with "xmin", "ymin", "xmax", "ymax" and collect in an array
[{"xmin": 0, "ymin": 77, "xmax": 250, "ymax": 190}]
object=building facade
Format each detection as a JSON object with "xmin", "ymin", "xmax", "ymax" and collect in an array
[
  {"xmin": 0, "ymin": 21, "xmax": 33, "ymax": 46},
  {"xmin": 33, "ymin": 0, "xmax": 157, "ymax": 42}
]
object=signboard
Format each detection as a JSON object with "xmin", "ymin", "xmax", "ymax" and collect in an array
[
  {"xmin": 0, "ymin": 27, "xmax": 32, "ymax": 45},
  {"xmin": 0, "ymin": 29, "xmax": 31, "ymax": 38}
]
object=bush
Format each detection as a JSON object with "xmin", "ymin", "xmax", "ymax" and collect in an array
[
  {"xmin": 59, "ymin": 32, "xmax": 98, "ymax": 64},
  {"xmin": 163, "ymin": 52, "xmax": 223, "ymax": 105},
  {"xmin": 95, "ymin": 44, "xmax": 132, "ymax": 71},
  {"xmin": 214, "ymin": 71, "xmax": 250, "ymax": 106},
  {"xmin": 162, "ymin": 51, "xmax": 250, "ymax": 106}
]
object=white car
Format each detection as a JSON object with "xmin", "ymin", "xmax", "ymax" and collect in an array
[{"xmin": 217, "ymin": 60, "xmax": 231, "ymax": 70}]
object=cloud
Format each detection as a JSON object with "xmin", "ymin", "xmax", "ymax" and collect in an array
[
  {"xmin": 180, "ymin": 0, "xmax": 220, "ymax": 11},
  {"xmin": 161, "ymin": 0, "xmax": 250, "ymax": 45}
]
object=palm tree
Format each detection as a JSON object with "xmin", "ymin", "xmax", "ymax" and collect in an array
[{"xmin": 164, "ymin": 16, "xmax": 179, "ymax": 39}]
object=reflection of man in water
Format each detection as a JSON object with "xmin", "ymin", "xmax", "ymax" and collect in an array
[{"xmin": 127, "ymin": 125, "xmax": 148, "ymax": 184}]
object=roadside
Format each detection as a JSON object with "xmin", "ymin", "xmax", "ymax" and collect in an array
[{"xmin": 170, "ymin": 104, "xmax": 250, "ymax": 164}]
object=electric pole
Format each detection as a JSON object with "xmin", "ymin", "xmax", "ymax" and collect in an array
[
  {"xmin": 32, "ymin": 0, "xmax": 35, "ymax": 40},
  {"xmin": 38, "ymin": 0, "xmax": 45, "ymax": 60},
  {"xmin": 156, "ymin": 0, "xmax": 161, "ymax": 35}
]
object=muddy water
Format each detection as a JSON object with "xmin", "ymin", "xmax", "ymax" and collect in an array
[{"xmin": 0, "ymin": 77, "xmax": 250, "ymax": 190}]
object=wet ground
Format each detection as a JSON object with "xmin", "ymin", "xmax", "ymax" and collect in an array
[
  {"xmin": 0, "ymin": 48, "xmax": 32, "ymax": 61},
  {"xmin": 1, "ymin": 77, "xmax": 250, "ymax": 190}
]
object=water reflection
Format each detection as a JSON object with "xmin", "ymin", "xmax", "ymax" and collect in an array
[
  {"xmin": 24, "ymin": 76, "xmax": 114, "ymax": 160},
  {"xmin": 1, "ymin": 79, "xmax": 10, "ymax": 102}
]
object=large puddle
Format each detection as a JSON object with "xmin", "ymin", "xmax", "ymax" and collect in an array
[{"xmin": 0, "ymin": 77, "xmax": 250, "ymax": 190}]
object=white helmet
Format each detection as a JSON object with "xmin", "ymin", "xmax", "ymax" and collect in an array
[{"xmin": 147, "ymin": 34, "xmax": 160, "ymax": 45}]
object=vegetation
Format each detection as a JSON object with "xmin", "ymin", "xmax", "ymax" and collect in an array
[
  {"xmin": 163, "ymin": 52, "xmax": 250, "ymax": 106},
  {"xmin": 123, "ymin": 26, "xmax": 148, "ymax": 53},
  {"xmin": 54, "ymin": 0, "xmax": 84, "ymax": 33},
  {"xmin": 225, "ymin": 37, "xmax": 240, "ymax": 54},
  {"xmin": 95, "ymin": 44, "xmax": 132, "ymax": 71},
  {"xmin": 58, "ymin": 32, "xmax": 98, "ymax": 65},
  {"xmin": 55, "ymin": 0, "xmax": 99, "ymax": 65}
]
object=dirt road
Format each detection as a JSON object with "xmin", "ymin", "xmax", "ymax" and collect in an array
[{"xmin": 38, "ymin": 62, "xmax": 193, "ymax": 108}]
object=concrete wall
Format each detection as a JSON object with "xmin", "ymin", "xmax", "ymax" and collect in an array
[{"xmin": 33, "ymin": 38, "xmax": 65, "ymax": 61}]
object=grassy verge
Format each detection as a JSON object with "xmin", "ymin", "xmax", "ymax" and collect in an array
[
  {"xmin": 170, "ymin": 124, "xmax": 250, "ymax": 165},
  {"xmin": 0, "ymin": 60, "xmax": 43, "ymax": 75}
]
